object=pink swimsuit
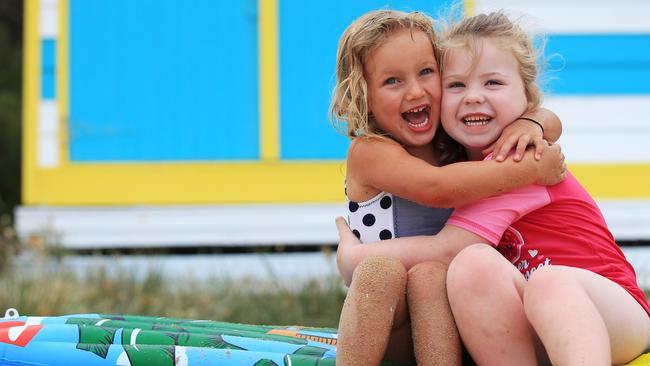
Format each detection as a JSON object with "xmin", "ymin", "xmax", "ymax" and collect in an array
[{"xmin": 447, "ymin": 171, "xmax": 650, "ymax": 315}]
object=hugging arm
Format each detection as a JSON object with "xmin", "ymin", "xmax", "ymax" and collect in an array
[
  {"xmin": 529, "ymin": 108, "xmax": 563, "ymax": 142},
  {"xmin": 350, "ymin": 138, "xmax": 565, "ymax": 209},
  {"xmin": 335, "ymin": 217, "xmax": 485, "ymax": 286}
]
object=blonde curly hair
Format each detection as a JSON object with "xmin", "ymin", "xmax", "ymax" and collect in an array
[{"xmin": 330, "ymin": 10, "xmax": 440, "ymax": 138}]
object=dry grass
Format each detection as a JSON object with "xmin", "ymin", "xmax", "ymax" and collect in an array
[
  {"xmin": 0, "ymin": 217, "xmax": 346, "ymax": 327},
  {"xmin": 4, "ymin": 271, "xmax": 345, "ymax": 328},
  {"xmin": 0, "ymin": 260, "xmax": 346, "ymax": 327}
]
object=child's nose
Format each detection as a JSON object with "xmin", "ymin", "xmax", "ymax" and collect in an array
[
  {"xmin": 464, "ymin": 87, "xmax": 485, "ymax": 104},
  {"xmin": 405, "ymin": 81, "xmax": 425, "ymax": 100}
]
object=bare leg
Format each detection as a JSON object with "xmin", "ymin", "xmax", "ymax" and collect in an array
[
  {"xmin": 524, "ymin": 265, "xmax": 650, "ymax": 366},
  {"xmin": 447, "ymin": 244, "xmax": 541, "ymax": 365},
  {"xmin": 383, "ymin": 294, "xmax": 415, "ymax": 364},
  {"xmin": 336, "ymin": 255, "xmax": 408, "ymax": 366},
  {"xmin": 407, "ymin": 261, "xmax": 461, "ymax": 366}
]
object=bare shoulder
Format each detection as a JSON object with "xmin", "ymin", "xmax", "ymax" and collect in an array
[
  {"xmin": 347, "ymin": 136, "xmax": 450, "ymax": 206},
  {"xmin": 346, "ymin": 137, "xmax": 402, "ymax": 201},
  {"xmin": 348, "ymin": 136, "xmax": 405, "ymax": 166}
]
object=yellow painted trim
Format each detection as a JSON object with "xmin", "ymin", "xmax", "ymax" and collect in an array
[
  {"xmin": 258, "ymin": 0, "xmax": 280, "ymax": 161},
  {"xmin": 27, "ymin": 162, "xmax": 347, "ymax": 205},
  {"xmin": 464, "ymin": 0, "xmax": 475, "ymax": 17},
  {"xmin": 569, "ymin": 163, "xmax": 650, "ymax": 199},
  {"xmin": 58, "ymin": 0, "xmax": 69, "ymax": 163},
  {"xmin": 23, "ymin": 161, "xmax": 650, "ymax": 205},
  {"xmin": 625, "ymin": 352, "xmax": 650, "ymax": 366},
  {"xmin": 22, "ymin": 0, "xmax": 39, "ymax": 204}
]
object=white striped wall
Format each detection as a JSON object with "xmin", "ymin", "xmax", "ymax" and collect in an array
[
  {"xmin": 545, "ymin": 96, "xmax": 650, "ymax": 163},
  {"xmin": 472, "ymin": 0, "xmax": 650, "ymax": 33}
]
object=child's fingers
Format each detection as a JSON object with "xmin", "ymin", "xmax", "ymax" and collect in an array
[
  {"xmin": 335, "ymin": 216, "xmax": 355, "ymax": 243},
  {"xmin": 490, "ymin": 138, "xmax": 511, "ymax": 161},
  {"xmin": 335, "ymin": 216, "xmax": 348, "ymax": 233},
  {"xmin": 533, "ymin": 138, "xmax": 548, "ymax": 160},
  {"xmin": 495, "ymin": 136, "xmax": 520, "ymax": 161},
  {"xmin": 550, "ymin": 143, "xmax": 566, "ymax": 174},
  {"xmin": 482, "ymin": 144, "xmax": 494, "ymax": 156},
  {"xmin": 513, "ymin": 136, "xmax": 530, "ymax": 161},
  {"xmin": 549, "ymin": 143, "xmax": 566, "ymax": 177},
  {"xmin": 335, "ymin": 216, "xmax": 348, "ymax": 227}
]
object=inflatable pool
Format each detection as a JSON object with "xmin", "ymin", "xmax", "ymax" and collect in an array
[
  {"xmin": 0, "ymin": 309, "xmax": 647, "ymax": 365},
  {"xmin": 0, "ymin": 309, "xmax": 340, "ymax": 366}
]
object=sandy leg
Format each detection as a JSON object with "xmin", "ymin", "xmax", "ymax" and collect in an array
[
  {"xmin": 336, "ymin": 255, "xmax": 408, "ymax": 366},
  {"xmin": 407, "ymin": 261, "xmax": 461, "ymax": 366}
]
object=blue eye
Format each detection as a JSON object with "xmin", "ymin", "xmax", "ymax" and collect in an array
[
  {"xmin": 384, "ymin": 77, "xmax": 398, "ymax": 85},
  {"xmin": 420, "ymin": 67, "xmax": 434, "ymax": 76},
  {"xmin": 447, "ymin": 81, "xmax": 464, "ymax": 88}
]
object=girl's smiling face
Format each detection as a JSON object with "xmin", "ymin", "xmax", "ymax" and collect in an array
[
  {"xmin": 441, "ymin": 37, "xmax": 528, "ymax": 160},
  {"xmin": 364, "ymin": 28, "xmax": 441, "ymax": 150}
]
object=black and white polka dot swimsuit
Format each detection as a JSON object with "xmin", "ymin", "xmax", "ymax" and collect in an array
[{"xmin": 347, "ymin": 191, "xmax": 454, "ymax": 243}]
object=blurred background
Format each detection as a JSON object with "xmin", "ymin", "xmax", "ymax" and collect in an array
[{"xmin": 0, "ymin": 0, "xmax": 649, "ymax": 325}]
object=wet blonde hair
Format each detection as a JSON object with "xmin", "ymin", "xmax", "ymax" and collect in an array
[
  {"xmin": 330, "ymin": 10, "xmax": 439, "ymax": 138},
  {"xmin": 439, "ymin": 11, "xmax": 542, "ymax": 111}
]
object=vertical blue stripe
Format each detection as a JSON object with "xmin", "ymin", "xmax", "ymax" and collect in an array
[{"xmin": 41, "ymin": 39, "xmax": 56, "ymax": 100}]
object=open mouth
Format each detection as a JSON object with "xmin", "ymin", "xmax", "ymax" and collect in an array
[
  {"xmin": 402, "ymin": 105, "xmax": 430, "ymax": 129},
  {"xmin": 462, "ymin": 114, "xmax": 492, "ymax": 126}
]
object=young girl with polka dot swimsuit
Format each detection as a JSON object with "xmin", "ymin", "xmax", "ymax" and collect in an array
[
  {"xmin": 336, "ymin": 11, "xmax": 649, "ymax": 366},
  {"xmin": 330, "ymin": 9, "xmax": 565, "ymax": 366}
]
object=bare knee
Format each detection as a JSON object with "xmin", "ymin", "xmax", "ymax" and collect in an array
[
  {"xmin": 447, "ymin": 244, "xmax": 497, "ymax": 295},
  {"xmin": 406, "ymin": 260, "xmax": 448, "ymax": 303},
  {"xmin": 349, "ymin": 256, "xmax": 409, "ymax": 329},
  {"xmin": 408, "ymin": 261, "xmax": 447, "ymax": 286},
  {"xmin": 352, "ymin": 255, "xmax": 407, "ymax": 290}
]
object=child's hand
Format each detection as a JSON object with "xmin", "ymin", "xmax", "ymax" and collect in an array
[
  {"xmin": 484, "ymin": 118, "xmax": 545, "ymax": 162},
  {"xmin": 533, "ymin": 143, "xmax": 566, "ymax": 186},
  {"xmin": 335, "ymin": 216, "xmax": 362, "ymax": 286}
]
